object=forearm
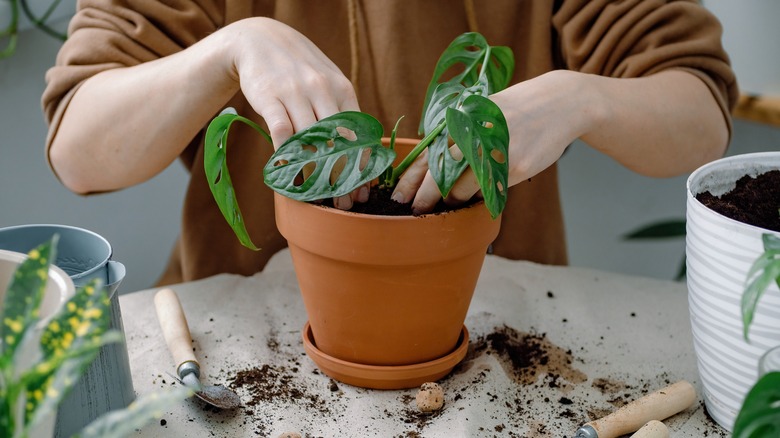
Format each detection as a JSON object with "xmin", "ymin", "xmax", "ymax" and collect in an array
[
  {"xmin": 581, "ymin": 69, "xmax": 729, "ymax": 177},
  {"xmin": 49, "ymin": 28, "xmax": 239, "ymax": 194}
]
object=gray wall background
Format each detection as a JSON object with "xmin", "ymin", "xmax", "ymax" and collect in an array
[{"xmin": 1, "ymin": 15, "xmax": 779, "ymax": 295}]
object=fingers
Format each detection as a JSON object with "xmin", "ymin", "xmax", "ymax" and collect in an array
[
  {"xmin": 393, "ymin": 145, "xmax": 480, "ymax": 215},
  {"xmin": 391, "ymin": 150, "xmax": 429, "ymax": 204},
  {"xmin": 261, "ymin": 79, "xmax": 354, "ymax": 148},
  {"xmin": 332, "ymin": 183, "xmax": 369, "ymax": 211},
  {"xmin": 410, "ymin": 168, "xmax": 479, "ymax": 215}
]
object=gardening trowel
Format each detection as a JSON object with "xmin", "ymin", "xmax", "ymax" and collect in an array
[
  {"xmin": 154, "ymin": 288, "xmax": 241, "ymax": 409},
  {"xmin": 573, "ymin": 380, "xmax": 696, "ymax": 438}
]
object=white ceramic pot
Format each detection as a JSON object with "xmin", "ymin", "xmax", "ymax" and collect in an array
[
  {"xmin": 0, "ymin": 249, "xmax": 76, "ymax": 438},
  {"xmin": 686, "ymin": 152, "xmax": 780, "ymax": 431}
]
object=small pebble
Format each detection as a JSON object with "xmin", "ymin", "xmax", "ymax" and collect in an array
[
  {"xmin": 277, "ymin": 433, "xmax": 301, "ymax": 438},
  {"xmin": 416, "ymin": 382, "xmax": 445, "ymax": 412}
]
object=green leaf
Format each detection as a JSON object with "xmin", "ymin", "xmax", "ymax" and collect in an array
[
  {"xmin": 763, "ymin": 234, "xmax": 780, "ymax": 252},
  {"xmin": 733, "ymin": 371, "xmax": 780, "ymax": 438},
  {"xmin": 743, "ymin": 234, "xmax": 780, "ymax": 341},
  {"xmin": 75, "ymin": 386, "xmax": 193, "ymax": 438},
  {"xmin": 0, "ymin": 237, "xmax": 57, "ymax": 364},
  {"xmin": 445, "ymin": 94, "xmax": 510, "ymax": 219},
  {"xmin": 419, "ymin": 32, "xmax": 515, "ymax": 134},
  {"xmin": 204, "ymin": 108, "xmax": 272, "ymax": 251},
  {"xmin": 24, "ymin": 279, "xmax": 121, "ymax": 426},
  {"xmin": 263, "ymin": 111, "xmax": 394, "ymax": 201},
  {"xmin": 623, "ymin": 220, "xmax": 687, "ymax": 239},
  {"xmin": 423, "ymin": 83, "xmax": 470, "ymax": 196}
]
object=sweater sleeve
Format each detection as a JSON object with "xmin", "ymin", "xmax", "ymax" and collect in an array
[
  {"xmin": 552, "ymin": 0, "xmax": 738, "ymax": 135},
  {"xmin": 41, "ymin": 0, "xmax": 227, "ymax": 166}
]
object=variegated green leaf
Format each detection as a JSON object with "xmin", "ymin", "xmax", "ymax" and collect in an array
[
  {"xmin": 204, "ymin": 108, "xmax": 272, "ymax": 251},
  {"xmin": 743, "ymin": 233, "xmax": 780, "ymax": 341},
  {"xmin": 763, "ymin": 233, "xmax": 780, "ymax": 252},
  {"xmin": 0, "ymin": 237, "xmax": 57, "ymax": 364},
  {"xmin": 75, "ymin": 385, "xmax": 193, "ymax": 438},
  {"xmin": 263, "ymin": 111, "xmax": 393, "ymax": 201},
  {"xmin": 24, "ymin": 279, "xmax": 121, "ymax": 424},
  {"xmin": 423, "ymin": 82, "xmax": 470, "ymax": 197},
  {"xmin": 445, "ymin": 95, "xmax": 509, "ymax": 219},
  {"xmin": 420, "ymin": 32, "xmax": 514, "ymax": 134}
]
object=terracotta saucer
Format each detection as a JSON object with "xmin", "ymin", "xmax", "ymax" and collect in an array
[{"xmin": 301, "ymin": 322, "xmax": 469, "ymax": 390}]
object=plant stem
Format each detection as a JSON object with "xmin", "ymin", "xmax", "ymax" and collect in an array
[
  {"xmin": 20, "ymin": 0, "xmax": 67, "ymax": 41},
  {"xmin": 387, "ymin": 119, "xmax": 446, "ymax": 186},
  {"xmin": 0, "ymin": 0, "xmax": 19, "ymax": 58}
]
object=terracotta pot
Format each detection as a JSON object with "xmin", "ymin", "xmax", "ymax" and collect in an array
[
  {"xmin": 275, "ymin": 138, "xmax": 500, "ymax": 389},
  {"xmin": 685, "ymin": 152, "xmax": 780, "ymax": 431}
]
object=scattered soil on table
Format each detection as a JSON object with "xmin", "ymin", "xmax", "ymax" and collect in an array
[
  {"xmin": 696, "ymin": 169, "xmax": 780, "ymax": 232},
  {"xmin": 441, "ymin": 325, "xmax": 590, "ymax": 436},
  {"xmin": 319, "ymin": 186, "xmax": 478, "ymax": 216},
  {"xmin": 472, "ymin": 324, "xmax": 588, "ymax": 389},
  {"xmin": 171, "ymin": 324, "xmax": 727, "ymax": 437},
  {"xmin": 229, "ymin": 364, "xmax": 330, "ymax": 414}
]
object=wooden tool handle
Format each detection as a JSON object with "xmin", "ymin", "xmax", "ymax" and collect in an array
[
  {"xmin": 154, "ymin": 288, "xmax": 198, "ymax": 371},
  {"xmin": 586, "ymin": 380, "xmax": 696, "ymax": 438},
  {"xmin": 630, "ymin": 420, "xmax": 669, "ymax": 438}
]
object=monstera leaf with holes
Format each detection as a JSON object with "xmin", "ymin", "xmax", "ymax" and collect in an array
[
  {"xmin": 0, "ymin": 238, "xmax": 191, "ymax": 438},
  {"xmin": 206, "ymin": 110, "xmax": 394, "ymax": 250},
  {"xmin": 419, "ymin": 32, "xmax": 514, "ymax": 208},
  {"xmin": 204, "ymin": 31, "xmax": 515, "ymax": 250}
]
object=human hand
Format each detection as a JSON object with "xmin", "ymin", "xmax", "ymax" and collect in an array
[
  {"xmin": 392, "ymin": 70, "xmax": 591, "ymax": 215},
  {"xmin": 225, "ymin": 18, "xmax": 367, "ymax": 209}
]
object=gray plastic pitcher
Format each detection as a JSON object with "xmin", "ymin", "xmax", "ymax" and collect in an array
[{"xmin": 0, "ymin": 224, "xmax": 135, "ymax": 438}]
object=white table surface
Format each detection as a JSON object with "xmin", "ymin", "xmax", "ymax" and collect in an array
[{"xmin": 119, "ymin": 248, "xmax": 728, "ymax": 437}]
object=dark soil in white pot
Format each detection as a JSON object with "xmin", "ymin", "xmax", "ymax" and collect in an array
[{"xmin": 696, "ymin": 170, "xmax": 780, "ymax": 232}]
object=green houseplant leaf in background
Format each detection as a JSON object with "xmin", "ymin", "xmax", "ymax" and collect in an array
[
  {"xmin": 0, "ymin": 237, "xmax": 191, "ymax": 438},
  {"xmin": 204, "ymin": 31, "xmax": 515, "ymax": 250},
  {"xmin": 623, "ymin": 218, "xmax": 687, "ymax": 280},
  {"xmin": 1, "ymin": 0, "xmax": 68, "ymax": 59}
]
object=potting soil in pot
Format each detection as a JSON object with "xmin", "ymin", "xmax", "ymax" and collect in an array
[
  {"xmin": 695, "ymin": 169, "xmax": 780, "ymax": 232},
  {"xmin": 322, "ymin": 186, "xmax": 479, "ymax": 216}
]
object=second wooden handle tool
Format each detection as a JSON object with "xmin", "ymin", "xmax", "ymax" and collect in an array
[{"xmin": 573, "ymin": 380, "xmax": 696, "ymax": 438}]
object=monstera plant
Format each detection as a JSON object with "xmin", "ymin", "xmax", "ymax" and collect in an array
[
  {"xmin": 205, "ymin": 31, "xmax": 514, "ymax": 250},
  {"xmin": 0, "ymin": 237, "xmax": 190, "ymax": 438},
  {"xmin": 203, "ymin": 31, "xmax": 515, "ymax": 390}
]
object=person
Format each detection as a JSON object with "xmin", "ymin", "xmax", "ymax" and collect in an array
[{"xmin": 42, "ymin": 0, "xmax": 737, "ymax": 286}]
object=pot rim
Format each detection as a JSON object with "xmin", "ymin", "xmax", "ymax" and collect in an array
[
  {"xmin": 686, "ymin": 151, "xmax": 780, "ymax": 195},
  {"xmin": 685, "ymin": 151, "xmax": 780, "ymax": 237},
  {"xmin": 0, "ymin": 223, "xmax": 114, "ymax": 283},
  {"xmin": 282, "ymin": 195, "xmax": 489, "ymax": 220}
]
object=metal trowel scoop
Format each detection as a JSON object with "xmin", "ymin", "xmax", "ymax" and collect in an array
[{"xmin": 154, "ymin": 288, "xmax": 241, "ymax": 409}]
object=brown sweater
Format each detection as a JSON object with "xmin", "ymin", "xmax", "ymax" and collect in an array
[{"xmin": 42, "ymin": 0, "xmax": 737, "ymax": 285}]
